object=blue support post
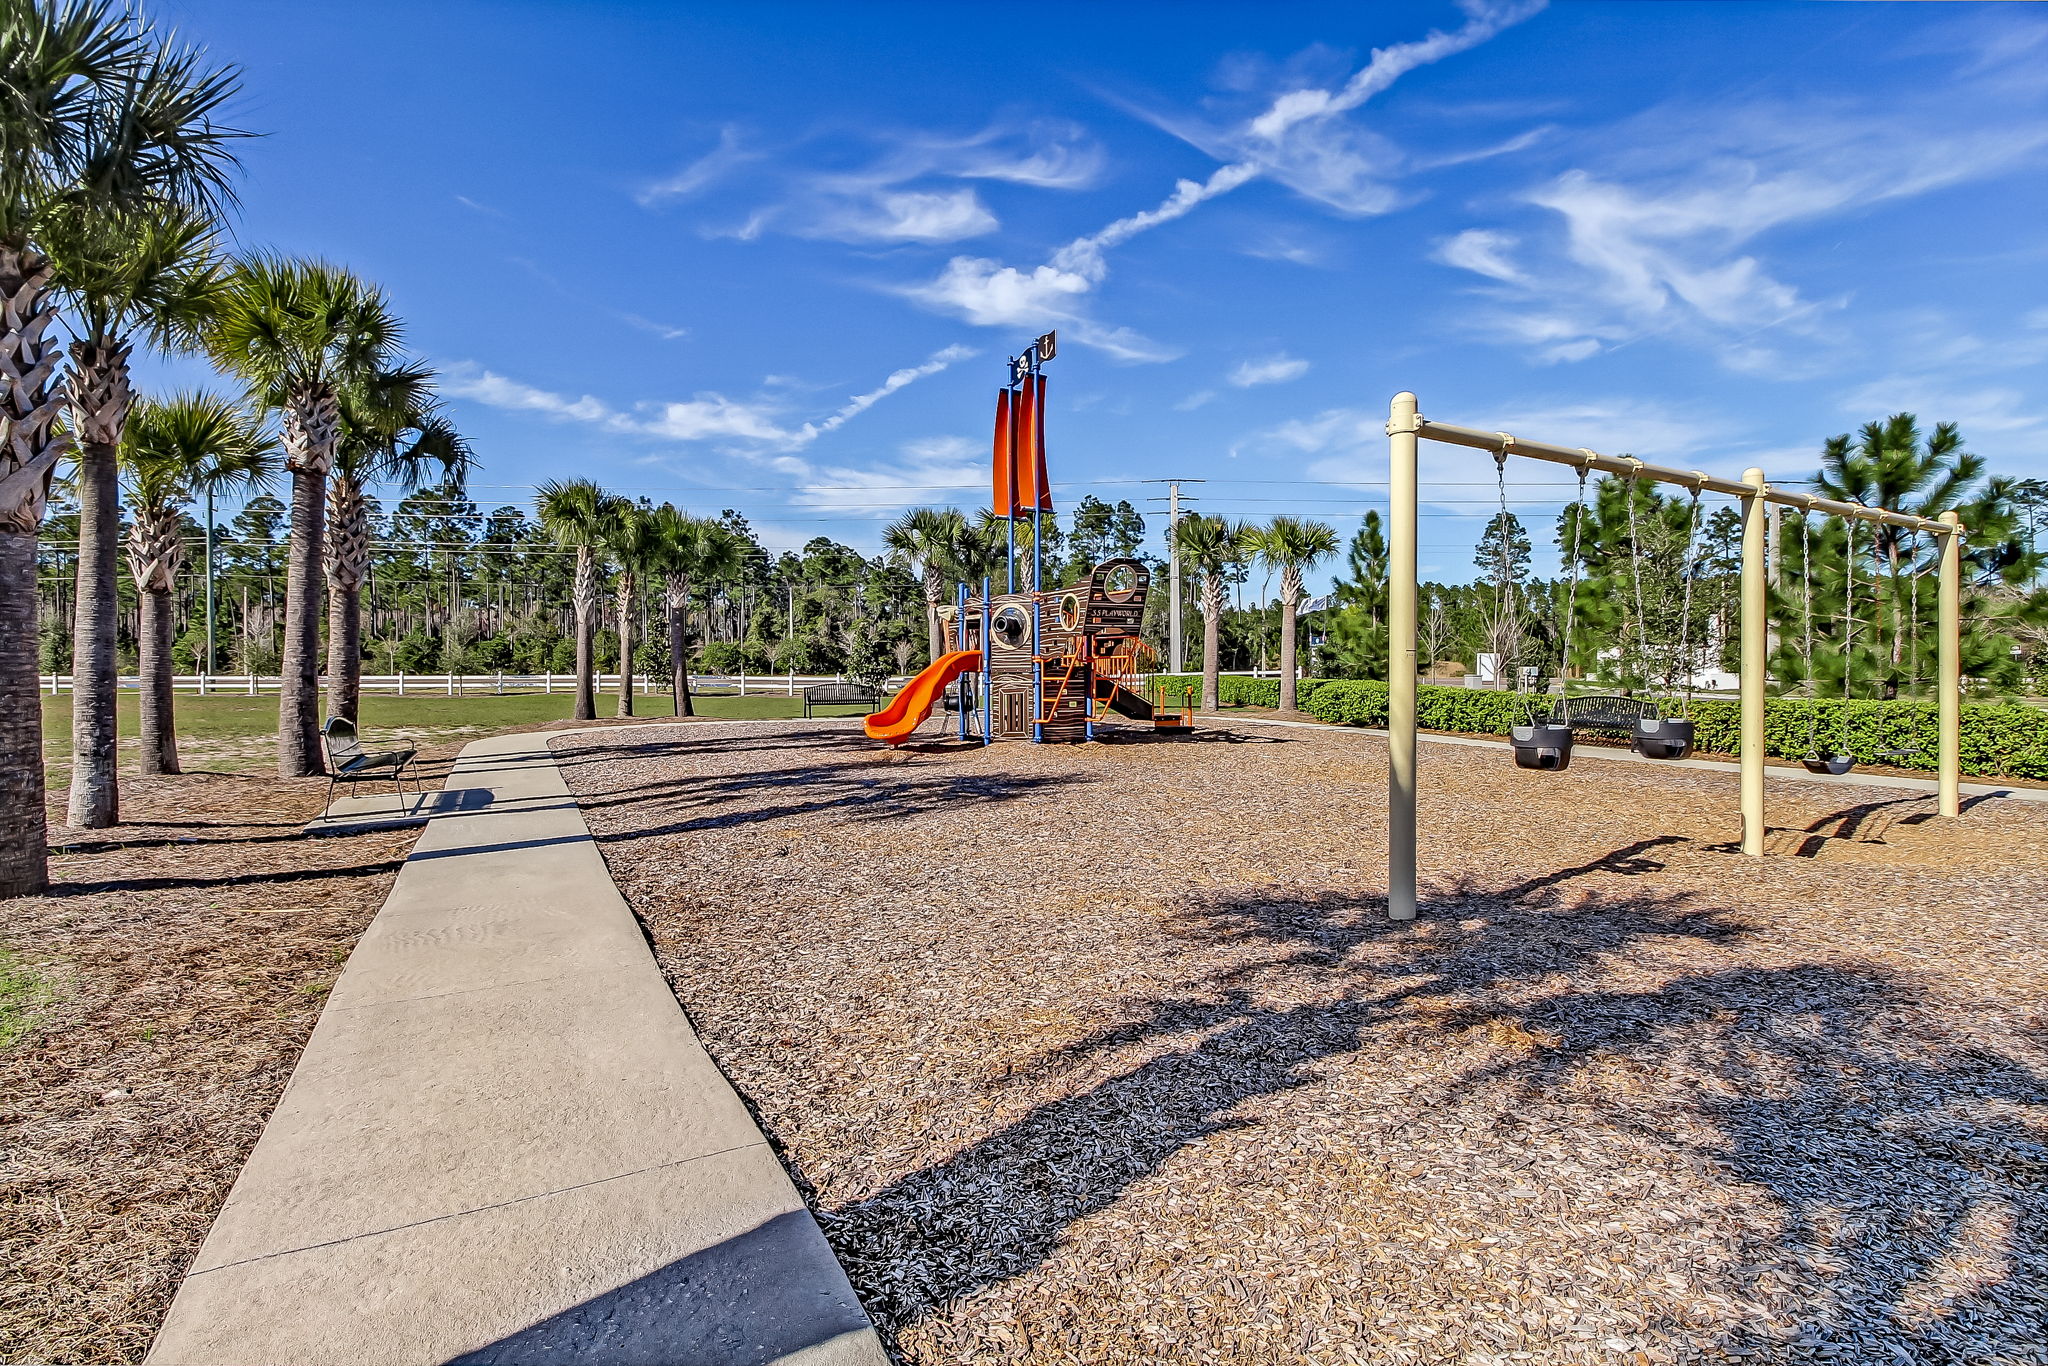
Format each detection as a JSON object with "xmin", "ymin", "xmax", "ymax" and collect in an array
[
  {"xmin": 956, "ymin": 581, "xmax": 969, "ymax": 741},
  {"xmin": 1031, "ymin": 571, "xmax": 1043, "ymax": 744},
  {"xmin": 980, "ymin": 578, "xmax": 993, "ymax": 745}
]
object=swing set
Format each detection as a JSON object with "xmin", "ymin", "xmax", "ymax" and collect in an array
[
  {"xmin": 1499, "ymin": 457, "xmax": 1706, "ymax": 771},
  {"xmin": 1384, "ymin": 391, "xmax": 1966, "ymax": 922},
  {"xmin": 1791, "ymin": 509, "xmax": 1926, "ymax": 775}
]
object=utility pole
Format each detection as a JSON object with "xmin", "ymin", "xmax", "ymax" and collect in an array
[{"xmin": 1143, "ymin": 478, "xmax": 1204, "ymax": 674}]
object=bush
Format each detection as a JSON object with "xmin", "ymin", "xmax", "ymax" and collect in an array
[
  {"xmin": 1296, "ymin": 681, "xmax": 2048, "ymax": 781},
  {"xmin": 1150, "ymin": 674, "xmax": 1333, "ymax": 709}
]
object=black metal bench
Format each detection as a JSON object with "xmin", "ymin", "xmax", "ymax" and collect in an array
[
  {"xmin": 1512, "ymin": 693, "xmax": 1695, "ymax": 770},
  {"xmin": 1552, "ymin": 694, "xmax": 1661, "ymax": 732},
  {"xmin": 803, "ymin": 681, "xmax": 880, "ymax": 717},
  {"xmin": 320, "ymin": 717, "xmax": 420, "ymax": 816}
]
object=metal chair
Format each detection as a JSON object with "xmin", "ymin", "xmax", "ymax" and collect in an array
[{"xmin": 320, "ymin": 717, "xmax": 419, "ymax": 817}]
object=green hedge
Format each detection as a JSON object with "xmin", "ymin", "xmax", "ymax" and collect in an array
[
  {"xmin": 1296, "ymin": 680, "xmax": 2048, "ymax": 780},
  {"xmin": 1149, "ymin": 674, "xmax": 1334, "ymax": 709}
]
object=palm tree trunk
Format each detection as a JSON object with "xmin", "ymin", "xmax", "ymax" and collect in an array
[
  {"xmin": 1278, "ymin": 594, "xmax": 1301, "ymax": 712},
  {"xmin": 280, "ymin": 464, "xmax": 328, "ymax": 773},
  {"xmin": 326, "ymin": 581, "xmax": 362, "ymax": 724},
  {"xmin": 325, "ymin": 477, "xmax": 371, "ymax": 724},
  {"xmin": 1201, "ymin": 570, "xmax": 1223, "ymax": 711},
  {"xmin": 923, "ymin": 567, "xmax": 944, "ymax": 663},
  {"xmin": 138, "ymin": 587, "xmax": 179, "ymax": 775},
  {"xmin": 615, "ymin": 573, "xmax": 635, "ymax": 718},
  {"xmin": 67, "ymin": 428, "xmax": 120, "ymax": 826},
  {"xmin": 278, "ymin": 388, "xmax": 338, "ymax": 776},
  {"xmin": 128, "ymin": 507, "xmax": 186, "ymax": 776},
  {"xmin": 0, "ymin": 244, "xmax": 63, "ymax": 895},
  {"xmin": 65, "ymin": 338, "xmax": 133, "ymax": 827},
  {"xmin": 0, "ymin": 528, "xmax": 49, "ymax": 896},
  {"xmin": 667, "ymin": 574, "xmax": 693, "ymax": 717},
  {"xmin": 572, "ymin": 546, "xmax": 597, "ymax": 721}
]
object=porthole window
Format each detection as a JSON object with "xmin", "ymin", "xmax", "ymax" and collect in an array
[
  {"xmin": 1102, "ymin": 564, "xmax": 1140, "ymax": 601},
  {"xmin": 991, "ymin": 604, "xmax": 1030, "ymax": 650},
  {"xmin": 1057, "ymin": 593, "xmax": 1082, "ymax": 630}
]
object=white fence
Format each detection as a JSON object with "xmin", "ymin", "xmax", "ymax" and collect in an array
[
  {"xmin": 41, "ymin": 666, "xmax": 1293, "ymax": 700},
  {"xmin": 43, "ymin": 672, "xmax": 859, "ymax": 698}
]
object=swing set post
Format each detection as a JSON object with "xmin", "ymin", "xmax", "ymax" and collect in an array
[
  {"xmin": 1938, "ymin": 508, "xmax": 1962, "ymax": 818},
  {"xmin": 1387, "ymin": 392, "xmax": 1420, "ymax": 923},
  {"xmin": 1739, "ymin": 468, "xmax": 1769, "ymax": 856}
]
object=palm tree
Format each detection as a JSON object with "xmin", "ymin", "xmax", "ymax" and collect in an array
[
  {"xmin": 603, "ymin": 503, "xmax": 656, "ymax": 717},
  {"xmin": 1249, "ymin": 515, "xmax": 1339, "ymax": 711},
  {"xmin": 947, "ymin": 514, "xmax": 1007, "ymax": 596},
  {"xmin": 0, "ymin": 0, "xmax": 242, "ymax": 892},
  {"xmin": 883, "ymin": 506, "xmax": 966, "ymax": 663},
  {"xmin": 206, "ymin": 257, "xmax": 407, "ymax": 775},
  {"xmin": 1172, "ymin": 513, "xmax": 1251, "ymax": 710},
  {"xmin": 648, "ymin": 505, "xmax": 743, "ymax": 717},
  {"xmin": 45, "ymin": 200, "xmax": 227, "ymax": 826},
  {"xmin": 327, "ymin": 373, "xmax": 469, "ymax": 723},
  {"xmin": 120, "ymin": 393, "xmax": 275, "ymax": 774},
  {"xmin": 536, "ymin": 478, "xmax": 620, "ymax": 721}
]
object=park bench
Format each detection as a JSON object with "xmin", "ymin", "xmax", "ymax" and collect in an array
[
  {"xmin": 320, "ymin": 716, "xmax": 420, "ymax": 816},
  {"xmin": 803, "ymin": 681, "xmax": 881, "ymax": 717},
  {"xmin": 1511, "ymin": 693, "xmax": 1696, "ymax": 771}
]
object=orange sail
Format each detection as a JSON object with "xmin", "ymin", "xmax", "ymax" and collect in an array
[
  {"xmin": 1028, "ymin": 373, "xmax": 1052, "ymax": 512},
  {"xmin": 991, "ymin": 387, "xmax": 1016, "ymax": 517}
]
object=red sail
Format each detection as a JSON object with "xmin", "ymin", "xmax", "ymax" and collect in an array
[
  {"xmin": 1014, "ymin": 379, "xmax": 1037, "ymax": 517},
  {"xmin": 1030, "ymin": 373, "xmax": 1053, "ymax": 512},
  {"xmin": 991, "ymin": 387, "xmax": 1015, "ymax": 516}
]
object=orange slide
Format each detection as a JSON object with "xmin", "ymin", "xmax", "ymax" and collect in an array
[{"xmin": 863, "ymin": 650, "xmax": 982, "ymax": 745}]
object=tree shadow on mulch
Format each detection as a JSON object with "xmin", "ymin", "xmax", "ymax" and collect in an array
[
  {"xmin": 817, "ymin": 860, "xmax": 2047, "ymax": 1361},
  {"xmin": 581, "ymin": 760, "xmax": 1096, "ymax": 843}
]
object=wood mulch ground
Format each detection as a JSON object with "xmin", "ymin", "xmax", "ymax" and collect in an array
[
  {"xmin": 0, "ymin": 712, "xmax": 755, "ymax": 1366},
  {"xmin": 557, "ymin": 719, "xmax": 2048, "ymax": 1366}
]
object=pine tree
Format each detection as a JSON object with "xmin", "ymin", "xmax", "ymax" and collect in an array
[{"xmin": 1322, "ymin": 512, "xmax": 1389, "ymax": 679}]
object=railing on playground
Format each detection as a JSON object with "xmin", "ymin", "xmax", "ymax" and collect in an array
[{"xmin": 42, "ymin": 672, "xmax": 877, "ymax": 698}]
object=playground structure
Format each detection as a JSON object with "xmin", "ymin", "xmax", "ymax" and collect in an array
[
  {"xmin": 1384, "ymin": 391, "xmax": 1965, "ymax": 921},
  {"xmin": 865, "ymin": 334, "xmax": 1194, "ymax": 746}
]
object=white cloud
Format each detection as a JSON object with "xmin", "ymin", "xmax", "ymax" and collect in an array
[
  {"xmin": 1229, "ymin": 354, "xmax": 1311, "ymax": 387},
  {"xmin": 1433, "ymin": 229, "xmax": 1525, "ymax": 283},
  {"xmin": 906, "ymin": 5, "xmax": 1543, "ymax": 354},
  {"xmin": 903, "ymin": 256, "xmax": 1095, "ymax": 328},
  {"xmin": 639, "ymin": 125, "xmax": 757, "ymax": 205},
  {"xmin": 785, "ymin": 435, "xmax": 986, "ymax": 515},
  {"xmin": 810, "ymin": 188, "xmax": 996, "ymax": 244},
  {"xmin": 801, "ymin": 344, "xmax": 977, "ymax": 437},
  {"xmin": 668, "ymin": 119, "xmax": 1100, "ymax": 246},
  {"xmin": 638, "ymin": 396, "xmax": 799, "ymax": 444},
  {"xmin": 442, "ymin": 345, "xmax": 973, "ymax": 453},
  {"xmin": 441, "ymin": 366, "xmax": 621, "ymax": 426},
  {"xmin": 617, "ymin": 312, "xmax": 689, "ymax": 341},
  {"xmin": 1439, "ymin": 97, "xmax": 2048, "ymax": 370},
  {"xmin": 1174, "ymin": 389, "xmax": 1216, "ymax": 411},
  {"xmin": 1839, "ymin": 379, "xmax": 2047, "ymax": 439}
]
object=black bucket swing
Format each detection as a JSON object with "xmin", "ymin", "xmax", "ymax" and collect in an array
[
  {"xmin": 1511, "ymin": 456, "xmax": 1582, "ymax": 771},
  {"xmin": 1801, "ymin": 510, "xmax": 1857, "ymax": 775},
  {"xmin": 1610, "ymin": 464, "xmax": 1698, "ymax": 762}
]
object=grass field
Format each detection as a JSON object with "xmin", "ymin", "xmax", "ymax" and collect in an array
[
  {"xmin": 36, "ymin": 688, "xmax": 819, "ymax": 772},
  {"xmin": 0, "ymin": 948, "xmax": 52, "ymax": 1049}
]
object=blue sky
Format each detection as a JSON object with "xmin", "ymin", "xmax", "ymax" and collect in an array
[{"xmin": 146, "ymin": 0, "xmax": 2048, "ymax": 587}]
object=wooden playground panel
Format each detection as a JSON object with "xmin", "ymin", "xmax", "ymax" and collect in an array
[{"xmin": 561, "ymin": 720, "xmax": 2048, "ymax": 1366}]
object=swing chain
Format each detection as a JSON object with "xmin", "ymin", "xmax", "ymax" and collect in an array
[
  {"xmin": 1559, "ymin": 464, "xmax": 1589, "ymax": 704},
  {"xmin": 1675, "ymin": 486, "xmax": 1704, "ymax": 715}
]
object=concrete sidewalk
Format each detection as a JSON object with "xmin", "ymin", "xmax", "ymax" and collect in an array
[{"xmin": 149, "ymin": 727, "xmax": 885, "ymax": 1366}]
